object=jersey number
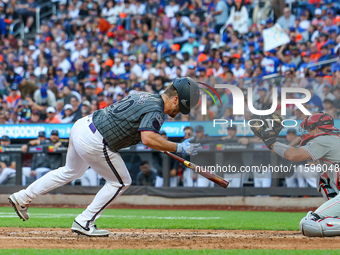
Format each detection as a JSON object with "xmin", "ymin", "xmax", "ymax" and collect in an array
[{"xmin": 112, "ymin": 96, "xmax": 135, "ymax": 114}]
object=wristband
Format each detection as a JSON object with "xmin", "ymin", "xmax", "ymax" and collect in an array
[
  {"xmin": 176, "ymin": 143, "xmax": 182, "ymax": 154},
  {"xmin": 272, "ymin": 142, "xmax": 291, "ymax": 158}
]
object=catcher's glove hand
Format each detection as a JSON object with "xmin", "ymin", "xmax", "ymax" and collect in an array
[{"xmin": 250, "ymin": 112, "xmax": 283, "ymax": 149}]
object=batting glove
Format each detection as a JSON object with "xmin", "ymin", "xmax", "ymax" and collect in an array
[{"xmin": 176, "ymin": 137, "xmax": 201, "ymax": 156}]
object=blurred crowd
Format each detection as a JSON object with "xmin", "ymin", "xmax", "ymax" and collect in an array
[{"xmin": 0, "ymin": 0, "xmax": 339, "ymax": 124}]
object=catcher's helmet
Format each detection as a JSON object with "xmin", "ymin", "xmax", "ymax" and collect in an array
[
  {"xmin": 300, "ymin": 113, "xmax": 339, "ymax": 131},
  {"xmin": 172, "ymin": 77, "xmax": 200, "ymax": 114}
]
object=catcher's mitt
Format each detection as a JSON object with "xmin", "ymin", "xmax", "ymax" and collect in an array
[{"xmin": 250, "ymin": 112, "xmax": 283, "ymax": 149}]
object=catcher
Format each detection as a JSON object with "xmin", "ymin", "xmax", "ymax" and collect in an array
[{"xmin": 250, "ymin": 112, "xmax": 340, "ymax": 237}]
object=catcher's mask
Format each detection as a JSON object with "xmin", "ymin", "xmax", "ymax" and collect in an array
[{"xmin": 300, "ymin": 113, "xmax": 339, "ymax": 132}]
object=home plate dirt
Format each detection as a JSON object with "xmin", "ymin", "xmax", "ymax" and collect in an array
[{"xmin": 1, "ymin": 228, "xmax": 340, "ymax": 250}]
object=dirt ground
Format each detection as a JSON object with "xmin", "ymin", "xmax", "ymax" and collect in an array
[{"xmin": 1, "ymin": 228, "xmax": 340, "ymax": 250}]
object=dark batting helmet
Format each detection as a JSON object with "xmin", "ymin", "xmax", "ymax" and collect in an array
[
  {"xmin": 172, "ymin": 77, "xmax": 200, "ymax": 114},
  {"xmin": 300, "ymin": 113, "xmax": 339, "ymax": 131}
]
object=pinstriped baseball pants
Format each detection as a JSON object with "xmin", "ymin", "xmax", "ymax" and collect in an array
[{"xmin": 15, "ymin": 115, "xmax": 132, "ymax": 228}]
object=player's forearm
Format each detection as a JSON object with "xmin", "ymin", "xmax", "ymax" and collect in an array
[
  {"xmin": 272, "ymin": 142, "xmax": 312, "ymax": 162},
  {"xmin": 141, "ymin": 131, "xmax": 177, "ymax": 152},
  {"xmin": 9, "ymin": 162, "xmax": 16, "ymax": 170},
  {"xmin": 0, "ymin": 162, "xmax": 7, "ymax": 169},
  {"xmin": 29, "ymin": 139, "xmax": 40, "ymax": 146},
  {"xmin": 284, "ymin": 147, "xmax": 312, "ymax": 162}
]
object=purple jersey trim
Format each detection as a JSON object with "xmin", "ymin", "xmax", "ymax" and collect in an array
[{"xmin": 89, "ymin": 123, "xmax": 96, "ymax": 133}]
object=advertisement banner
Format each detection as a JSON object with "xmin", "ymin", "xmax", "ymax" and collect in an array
[{"xmin": 1, "ymin": 120, "xmax": 340, "ymax": 139}]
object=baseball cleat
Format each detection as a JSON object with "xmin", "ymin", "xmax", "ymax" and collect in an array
[
  {"xmin": 71, "ymin": 221, "xmax": 110, "ymax": 237},
  {"xmin": 8, "ymin": 194, "xmax": 29, "ymax": 221}
]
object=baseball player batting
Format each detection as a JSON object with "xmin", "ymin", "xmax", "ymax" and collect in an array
[
  {"xmin": 250, "ymin": 112, "xmax": 340, "ymax": 237},
  {"xmin": 9, "ymin": 77, "xmax": 200, "ymax": 237}
]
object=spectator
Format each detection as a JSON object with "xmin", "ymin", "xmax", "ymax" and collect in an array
[
  {"xmin": 306, "ymin": 85, "xmax": 324, "ymax": 112},
  {"xmin": 277, "ymin": 7, "xmax": 296, "ymax": 31},
  {"xmin": 21, "ymin": 131, "xmax": 51, "ymax": 180},
  {"xmin": 34, "ymin": 59, "xmax": 49, "ymax": 78},
  {"xmin": 17, "ymin": 0, "xmax": 38, "ymax": 33},
  {"xmin": 15, "ymin": 97, "xmax": 32, "ymax": 122},
  {"xmin": 33, "ymin": 86, "xmax": 57, "ymax": 108},
  {"xmin": 101, "ymin": 0, "xmax": 115, "ymax": 19},
  {"xmin": 112, "ymin": 57, "xmax": 125, "ymax": 76},
  {"xmin": 5, "ymin": 84, "xmax": 21, "ymax": 109},
  {"xmin": 181, "ymin": 33, "xmax": 199, "ymax": 56},
  {"xmin": 91, "ymin": 99, "xmax": 100, "ymax": 113},
  {"xmin": 231, "ymin": 56, "xmax": 245, "ymax": 78},
  {"xmin": 318, "ymin": 45, "xmax": 333, "ymax": 64},
  {"xmin": 211, "ymin": 34, "xmax": 226, "ymax": 50},
  {"xmin": 97, "ymin": 92, "xmax": 107, "ymax": 109},
  {"xmin": 262, "ymin": 49, "xmax": 280, "ymax": 75},
  {"xmin": 45, "ymin": 106, "xmax": 61, "ymax": 124},
  {"xmin": 154, "ymin": 33, "xmax": 171, "ymax": 57},
  {"xmin": 171, "ymin": 12, "xmax": 191, "ymax": 45},
  {"xmin": 222, "ymin": 126, "xmax": 244, "ymax": 187},
  {"xmin": 70, "ymin": 96, "xmax": 82, "ymax": 122},
  {"xmin": 278, "ymin": 50, "xmax": 296, "ymax": 76},
  {"xmin": 142, "ymin": 58, "xmax": 157, "ymax": 81},
  {"xmin": 312, "ymin": 8, "xmax": 324, "ymax": 27},
  {"xmin": 253, "ymin": 0, "xmax": 271, "ymax": 25},
  {"xmin": 323, "ymin": 99, "xmax": 337, "ymax": 118},
  {"xmin": 297, "ymin": 51, "xmax": 313, "ymax": 78},
  {"xmin": 129, "ymin": 55, "xmax": 143, "ymax": 79},
  {"xmin": 157, "ymin": 8, "xmax": 173, "ymax": 45},
  {"xmin": 211, "ymin": 0, "xmax": 228, "ymax": 33},
  {"xmin": 136, "ymin": 161, "xmax": 157, "ymax": 186},
  {"xmin": 320, "ymin": 84, "xmax": 336, "ymax": 102},
  {"xmin": 165, "ymin": 0, "xmax": 179, "ymax": 18},
  {"xmin": 170, "ymin": 54, "xmax": 187, "ymax": 79},
  {"xmin": 0, "ymin": 135, "xmax": 16, "ymax": 185},
  {"xmin": 48, "ymin": 130, "xmax": 67, "ymax": 171},
  {"xmin": 226, "ymin": 0, "xmax": 249, "ymax": 34},
  {"xmin": 28, "ymin": 110, "xmax": 43, "ymax": 123},
  {"xmin": 310, "ymin": 43, "xmax": 321, "ymax": 62},
  {"xmin": 60, "ymin": 104, "xmax": 74, "ymax": 123}
]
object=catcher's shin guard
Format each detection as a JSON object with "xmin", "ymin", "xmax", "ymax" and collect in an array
[{"xmin": 300, "ymin": 211, "xmax": 340, "ymax": 237}]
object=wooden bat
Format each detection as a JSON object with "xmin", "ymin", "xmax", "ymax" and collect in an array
[{"xmin": 163, "ymin": 151, "xmax": 229, "ymax": 188}]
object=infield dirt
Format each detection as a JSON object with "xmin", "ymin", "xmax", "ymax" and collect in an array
[{"xmin": 1, "ymin": 228, "xmax": 340, "ymax": 250}]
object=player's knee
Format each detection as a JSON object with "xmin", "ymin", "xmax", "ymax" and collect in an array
[
  {"xmin": 123, "ymin": 176, "xmax": 132, "ymax": 187},
  {"xmin": 106, "ymin": 177, "xmax": 131, "ymax": 189}
]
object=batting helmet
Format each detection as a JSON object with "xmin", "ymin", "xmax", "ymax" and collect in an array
[
  {"xmin": 300, "ymin": 113, "xmax": 339, "ymax": 131},
  {"xmin": 172, "ymin": 77, "xmax": 200, "ymax": 114}
]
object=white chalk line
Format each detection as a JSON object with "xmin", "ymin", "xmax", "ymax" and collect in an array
[{"xmin": 0, "ymin": 212, "xmax": 220, "ymax": 220}]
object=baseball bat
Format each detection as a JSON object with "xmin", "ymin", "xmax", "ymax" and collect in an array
[{"xmin": 163, "ymin": 151, "xmax": 229, "ymax": 188}]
